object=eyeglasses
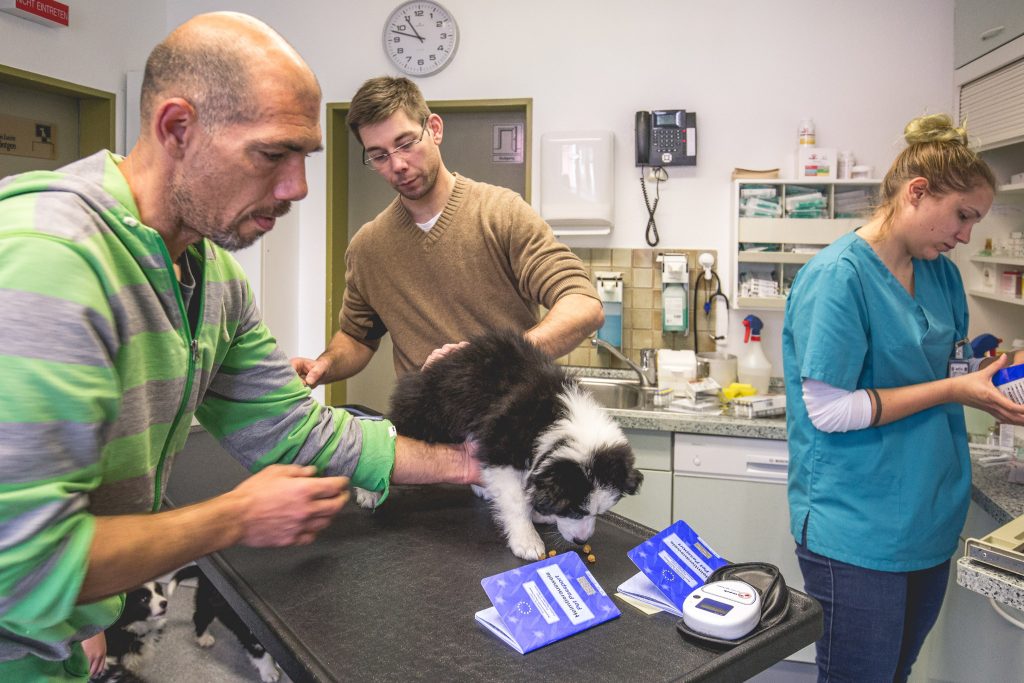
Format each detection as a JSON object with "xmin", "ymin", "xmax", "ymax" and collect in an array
[{"xmin": 363, "ymin": 119, "xmax": 428, "ymax": 169}]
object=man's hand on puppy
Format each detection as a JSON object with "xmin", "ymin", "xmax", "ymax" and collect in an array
[
  {"xmin": 230, "ymin": 465, "xmax": 350, "ymax": 547},
  {"xmin": 422, "ymin": 341, "xmax": 469, "ymax": 370}
]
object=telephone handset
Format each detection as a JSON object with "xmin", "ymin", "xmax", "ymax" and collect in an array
[{"xmin": 635, "ymin": 110, "xmax": 697, "ymax": 167}]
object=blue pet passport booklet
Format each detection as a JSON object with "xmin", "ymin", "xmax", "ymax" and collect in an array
[
  {"xmin": 475, "ymin": 551, "xmax": 620, "ymax": 654},
  {"xmin": 617, "ymin": 519, "xmax": 729, "ymax": 617}
]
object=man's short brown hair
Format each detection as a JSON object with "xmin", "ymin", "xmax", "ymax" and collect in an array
[{"xmin": 347, "ymin": 77, "xmax": 431, "ymax": 144}]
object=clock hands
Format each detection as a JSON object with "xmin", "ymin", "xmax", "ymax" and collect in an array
[
  {"xmin": 404, "ymin": 15, "xmax": 426, "ymax": 42},
  {"xmin": 390, "ymin": 29, "xmax": 425, "ymax": 42}
]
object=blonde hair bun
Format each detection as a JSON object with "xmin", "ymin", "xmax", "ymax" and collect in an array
[{"xmin": 904, "ymin": 113, "xmax": 968, "ymax": 146}]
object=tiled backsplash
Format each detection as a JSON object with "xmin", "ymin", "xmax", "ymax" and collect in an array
[{"xmin": 559, "ymin": 248, "xmax": 720, "ymax": 369}]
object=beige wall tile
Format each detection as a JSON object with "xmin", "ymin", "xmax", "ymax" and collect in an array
[
  {"xmin": 568, "ymin": 348, "xmax": 590, "ymax": 365},
  {"xmin": 633, "ymin": 249, "xmax": 654, "ymax": 268},
  {"xmin": 591, "ymin": 249, "xmax": 611, "ymax": 266},
  {"xmin": 633, "ymin": 330, "xmax": 653, "ymax": 348},
  {"xmin": 633, "ymin": 288, "xmax": 653, "ymax": 309},
  {"xmin": 633, "ymin": 268, "xmax": 653, "ymax": 289},
  {"xmin": 612, "ymin": 248, "xmax": 632, "ymax": 268}
]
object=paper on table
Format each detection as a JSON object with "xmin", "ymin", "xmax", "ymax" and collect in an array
[{"xmin": 616, "ymin": 572, "xmax": 682, "ymax": 617}]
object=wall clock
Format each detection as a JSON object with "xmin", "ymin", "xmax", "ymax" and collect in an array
[{"xmin": 382, "ymin": 1, "xmax": 459, "ymax": 77}]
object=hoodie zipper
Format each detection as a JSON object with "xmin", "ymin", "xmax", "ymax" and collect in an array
[{"xmin": 151, "ymin": 242, "xmax": 205, "ymax": 512}]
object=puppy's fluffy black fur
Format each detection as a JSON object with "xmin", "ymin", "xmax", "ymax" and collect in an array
[
  {"xmin": 91, "ymin": 581, "xmax": 166, "ymax": 681},
  {"xmin": 387, "ymin": 330, "xmax": 642, "ymax": 559},
  {"xmin": 169, "ymin": 565, "xmax": 279, "ymax": 683}
]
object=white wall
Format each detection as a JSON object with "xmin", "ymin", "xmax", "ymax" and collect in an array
[
  {"xmin": 0, "ymin": 0, "xmax": 168, "ymax": 154},
  {"xmin": 3, "ymin": 0, "xmax": 958, "ymax": 375},
  {"xmin": 164, "ymin": 0, "xmax": 956, "ymax": 373}
]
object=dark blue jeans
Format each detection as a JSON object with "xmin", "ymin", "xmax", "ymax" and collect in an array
[{"xmin": 795, "ymin": 543, "xmax": 950, "ymax": 683}]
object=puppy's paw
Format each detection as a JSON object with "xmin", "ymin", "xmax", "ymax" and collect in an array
[
  {"xmin": 470, "ymin": 484, "xmax": 493, "ymax": 501},
  {"xmin": 121, "ymin": 653, "xmax": 143, "ymax": 672},
  {"xmin": 507, "ymin": 528, "xmax": 546, "ymax": 561},
  {"xmin": 250, "ymin": 652, "xmax": 280, "ymax": 682},
  {"xmin": 532, "ymin": 511, "xmax": 557, "ymax": 524},
  {"xmin": 354, "ymin": 487, "xmax": 381, "ymax": 509},
  {"xmin": 197, "ymin": 632, "xmax": 216, "ymax": 648}
]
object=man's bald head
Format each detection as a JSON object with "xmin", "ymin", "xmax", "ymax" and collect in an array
[{"xmin": 140, "ymin": 12, "xmax": 320, "ymax": 133}]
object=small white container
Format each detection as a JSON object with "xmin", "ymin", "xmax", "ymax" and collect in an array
[
  {"xmin": 850, "ymin": 165, "xmax": 873, "ymax": 179},
  {"xmin": 837, "ymin": 151, "xmax": 855, "ymax": 179}
]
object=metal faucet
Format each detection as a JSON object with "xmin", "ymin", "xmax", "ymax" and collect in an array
[{"xmin": 591, "ymin": 337, "xmax": 657, "ymax": 387}]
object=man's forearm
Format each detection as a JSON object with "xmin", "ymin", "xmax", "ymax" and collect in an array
[
  {"xmin": 80, "ymin": 494, "xmax": 244, "ymax": 603},
  {"xmin": 392, "ymin": 436, "xmax": 481, "ymax": 486},
  {"xmin": 318, "ymin": 330, "xmax": 375, "ymax": 383},
  {"xmin": 526, "ymin": 294, "xmax": 604, "ymax": 359}
]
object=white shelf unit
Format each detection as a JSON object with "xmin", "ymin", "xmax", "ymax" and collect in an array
[
  {"xmin": 733, "ymin": 179, "xmax": 880, "ymax": 309},
  {"xmin": 959, "ymin": 182, "xmax": 1024, "ymax": 310}
]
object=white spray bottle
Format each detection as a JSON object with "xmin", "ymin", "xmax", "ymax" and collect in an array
[{"xmin": 738, "ymin": 315, "xmax": 772, "ymax": 394}]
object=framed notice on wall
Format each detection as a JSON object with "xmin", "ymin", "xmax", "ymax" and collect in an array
[{"xmin": 0, "ymin": 113, "xmax": 57, "ymax": 160}]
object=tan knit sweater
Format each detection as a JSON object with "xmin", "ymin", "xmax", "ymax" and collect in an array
[{"xmin": 340, "ymin": 175, "xmax": 598, "ymax": 375}]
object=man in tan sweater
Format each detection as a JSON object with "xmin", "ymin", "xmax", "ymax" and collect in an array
[{"xmin": 293, "ymin": 77, "xmax": 603, "ymax": 384}]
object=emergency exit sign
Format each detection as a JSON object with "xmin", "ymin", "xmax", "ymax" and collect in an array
[{"xmin": 0, "ymin": 0, "xmax": 69, "ymax": 27}]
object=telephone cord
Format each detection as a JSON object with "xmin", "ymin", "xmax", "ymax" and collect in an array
[{"xmin": 640, "ymin": 169, "xmax": 661, "ymax": 247}]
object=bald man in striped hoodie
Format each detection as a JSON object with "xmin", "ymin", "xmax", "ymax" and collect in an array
[{"xmin": 0, "ymin": 12, "xmax": 478, "ymax": 680}]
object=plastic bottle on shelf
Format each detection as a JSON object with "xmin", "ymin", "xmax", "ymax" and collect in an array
[
  {"xmin": 838, "ymin": 151, "xmax": 855, "ymax": 179},
  {"xmin": 738, "ymin": 315, "xmax": 772, "ymax": 394},
  {"xmin": 798, "ymin": 119, "xmax": 815, "ymax": 146}
]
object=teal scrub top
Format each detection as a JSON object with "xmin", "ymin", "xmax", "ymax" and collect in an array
[{"xmin": 783, "ymin": 231, "xmax": 971, "ymax": 572}]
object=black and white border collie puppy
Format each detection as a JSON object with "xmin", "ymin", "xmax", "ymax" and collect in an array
[
  {"xmin": 168, "ymin": 565, "xmax": 280, "ymax": 683},
  {"xmin": 98, "ymin": 581, "xmax": 167, "ymax": 677},
  {"xmin": 377, "ymin": 330, "xmax": 643, "ymax": 560}
]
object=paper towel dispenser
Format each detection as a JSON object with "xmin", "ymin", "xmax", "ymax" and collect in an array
[{"xmin": 540, "ymin": 130, "xmax": 614, "ymax": 236}]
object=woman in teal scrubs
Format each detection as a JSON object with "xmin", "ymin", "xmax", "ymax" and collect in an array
[{"xmin": 783, "ymin": 114, "xmax": 1024, "ymax": 682}]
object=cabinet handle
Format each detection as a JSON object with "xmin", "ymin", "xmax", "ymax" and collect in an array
[{"xmin": 980, "ymin": 26, "xmax": 1005, "ymax": 41}]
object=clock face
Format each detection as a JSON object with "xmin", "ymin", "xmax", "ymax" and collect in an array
[{"xmin": 382, "ymin": 1, "xmax": 459, "ymax": 77}]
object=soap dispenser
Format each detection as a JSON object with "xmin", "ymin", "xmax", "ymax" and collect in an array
[
  {"xmin": 594, "ymin": 271, "xmax": 623, "ymax": 349},
  {"xmin": 738, "ymin": 315, "xmax": 772, "ymax": 394},
  {"xmin": 660, "ymin": 253, "xmax": 689, "ymax": 334}
]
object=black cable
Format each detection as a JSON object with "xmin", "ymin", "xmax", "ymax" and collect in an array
[
  {"xmin": 695, "ymin": 270, "xmax": 732, "ymax": 356},
  {"xmin": 640, "ymin": 168, "xmax": 661, "ymax": 247}
]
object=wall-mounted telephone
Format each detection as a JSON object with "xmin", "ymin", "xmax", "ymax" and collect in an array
[{"xmin": 635, "ymin": 110, "xmax": 697, "ymax": 167}]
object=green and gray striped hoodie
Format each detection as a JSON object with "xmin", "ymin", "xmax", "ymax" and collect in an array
[{"xmin": 0, "ymin": 151, "xmax": 396, "ymax": 666}]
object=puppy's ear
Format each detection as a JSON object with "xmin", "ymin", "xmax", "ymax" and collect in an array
[
  {"xmin": 623, "ymin": 467, "xmax": 644, "ymax": 495},
  {"xmin": 593, "ymin": 443, "xmax": 642, "ymax": 495},
  {"xmin": 531, "ymin": 459, "xmax": 589, "ymax": 515}
]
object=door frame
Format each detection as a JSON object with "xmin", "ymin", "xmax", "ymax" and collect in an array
[
  {"xmin": 324, "ymin": 98, "xmax": 532, "ymax": 406},
  {"xmin": 0, "ymin": 64, "xmax": 116, "ymax": 156}
]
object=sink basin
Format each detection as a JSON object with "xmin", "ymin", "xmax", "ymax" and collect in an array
[{"xmin": 575, "ymin": 377, "xmax": 643, "ymax": 410}]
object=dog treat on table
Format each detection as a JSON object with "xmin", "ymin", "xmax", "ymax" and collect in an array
[
  {"xmin": 582, "ymin": 543, "xmax": 592, "ymax": 554},
  {"xmin": 548, "ymin": 549, "xmax": 557, "ymax": 558},
  {"xmin": 586, "ymin": 553, "xmax": 597, "ymax": 564}
]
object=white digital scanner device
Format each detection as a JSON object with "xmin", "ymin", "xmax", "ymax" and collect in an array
[{"xmin": 681, "ymin": 579, "xmax": 761, "ymax": 640}]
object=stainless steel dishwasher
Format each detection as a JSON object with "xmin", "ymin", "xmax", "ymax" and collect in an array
[{"xmin": 672, "ymin": 432, "xmax": 814, "ymax": 665}]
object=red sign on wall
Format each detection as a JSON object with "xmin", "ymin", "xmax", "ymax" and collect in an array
[{"xmin": 0, "ymin": 0, "xmax": 69, "ymax": 27}]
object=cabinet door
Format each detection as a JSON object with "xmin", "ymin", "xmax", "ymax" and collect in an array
[
  {"xmin": 609, "ymin": 429, "xmax": 672, "ymax": 529},
  {"xmin": 955, "ymin": 0, "xmax": 1024, "ymax": 68},
  {"xmin": 610, "ymin": 469, "xmax": 672, "ymax": 531}
]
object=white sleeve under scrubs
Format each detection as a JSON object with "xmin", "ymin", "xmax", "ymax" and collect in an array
[{"xmin": 782, "ymin": 230, "xmax": 971, "ymax": 572}]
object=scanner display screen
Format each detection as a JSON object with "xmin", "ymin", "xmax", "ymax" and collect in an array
[{"xmin": 694, "ymin": 597, "xmax": 734, "ymax": 616}]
